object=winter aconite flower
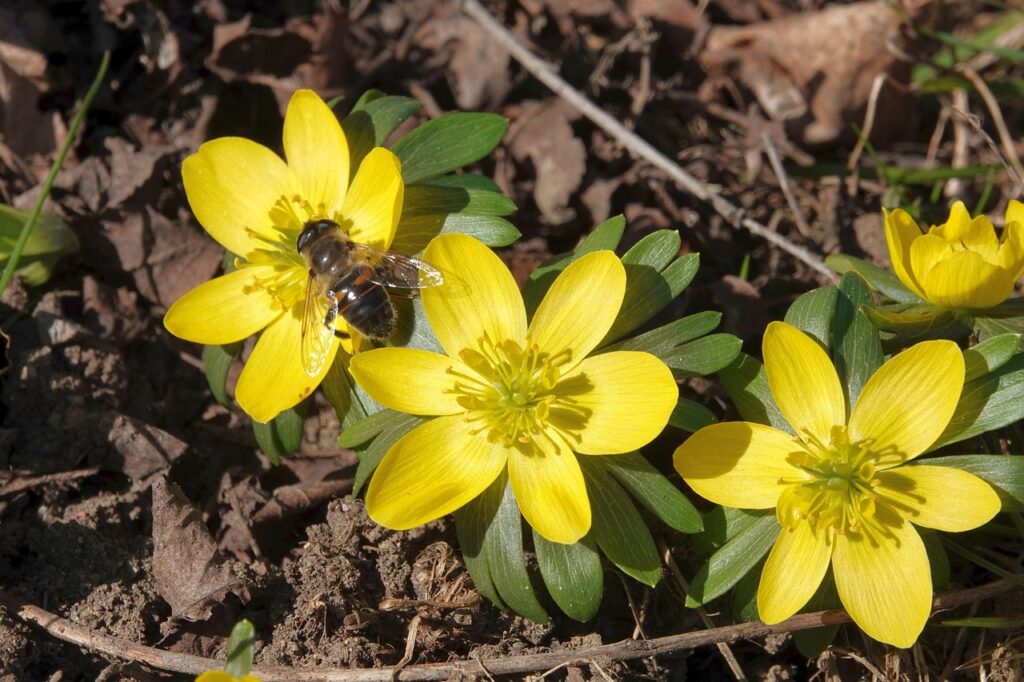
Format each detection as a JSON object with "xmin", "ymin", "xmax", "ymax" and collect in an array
[
  {"xmin": 349, "ymin": 234, "xmax": 677, "ymax": 544},
  {"xmin": 195, "ymin": 673, "xmax": 260, "ymax": 682},
  {"xmin": 164, "ymin": 90, "xmax": 403, "ymax": 423},
  {"xmin": 675, "ymin": 322, "xmax": 1000, "ymax": 647},
  {"xmin": 885, "ymin": 200, "xmax": 1024, "ymax": 309}
]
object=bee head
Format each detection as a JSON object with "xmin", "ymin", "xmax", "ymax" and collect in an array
[{"xmin": 296, "ymin": 219, "xmax": 339, "ymax": 253}]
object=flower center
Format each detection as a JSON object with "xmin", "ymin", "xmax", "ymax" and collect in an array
[
  {"xmin": 778, "ymin": 425, "xmax": 892, "ymax": 542},
  {"xmin": 446, "ymin": 336, "xmax": 587, "ymax": 454}
]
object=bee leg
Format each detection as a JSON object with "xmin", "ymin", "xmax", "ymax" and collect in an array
[{"xmin": 323, "ymin": 291, "xmax": 339, "ymax": 329}]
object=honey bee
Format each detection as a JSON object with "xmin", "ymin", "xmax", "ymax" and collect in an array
[{"xmin": 297, "ymin": 218, "xmax": 444, "ymax": 376}]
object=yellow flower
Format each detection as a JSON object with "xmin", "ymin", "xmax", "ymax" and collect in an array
[
  {"xmin": 674, "ymin": 322, "xmax": 1000, "ymax": 648},
  {"xmin": 349, "ymin": 234, "xmax": 677, "ymax": 544},
  {"xmin": 195, "ymin": 672, "xmax": 260, "ymax": 682},
  {"xmin": 885, "ymin": 200, "xmax": 1024, "ymax": 309},
  {"xmin": 164, "ymin": 90, "xmax": 404, "ymax": 423}
]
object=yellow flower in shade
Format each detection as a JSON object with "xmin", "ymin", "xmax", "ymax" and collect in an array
[
  {"xmin": 349, "ymin": 234, "xmax": 678, "ymax": 544},
  {"xmin": 675, "ymin": 322, "xmax": 1001, "ymax": 648},
  {"xmin": 885, "ymin": 200, "xmax": 1024, "ymax": 309},
  {"xmin": 164, "ymin": 89, "xmax": 404, "ymax": 423},
  {"xmin": 196, "ymin": 673, "xmax": 260, "ymax": 682}
]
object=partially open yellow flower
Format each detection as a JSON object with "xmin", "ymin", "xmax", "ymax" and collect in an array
[
  {"xmin": 349, "ymin": 234, "xmax": 677, "ymax": 544},
  {"xmin": 164, "ymin": 89, "xmax": 404, "ymax": 423},
  {"xmin": 196, "ymin": 672, "xmax": 260, "ymax": 682},
  {"xmin": 675, "ymin": 322, "xmax": 1000, "ymax": 648},
  {"xmin": 885, "ymin": 200, "xmax": 1024, "ymax": 309}
]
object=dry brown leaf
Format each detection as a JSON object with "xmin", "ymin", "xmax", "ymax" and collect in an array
[
  {"xmin": 414, "ymin": 13, "xmax": 510, "ymax": 110},
  {"xmin": 138, "ymin": 207, "xmax": 222, "ymax": 308},
  {"xmin": 508, "ymin": 100, "xmax": 586, "ymax": 224},
  {"xmin": 151, "ymin": 476, "xmax": 249, "ymax": 622},
  {"xmin": 105, "ymin": 413, "xmax": 188, "ymax": 484}
]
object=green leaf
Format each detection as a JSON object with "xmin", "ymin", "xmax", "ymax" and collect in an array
[
  {"xmin": 833, "ymin": 273, "xmax": 884, "ymax": 411},
  {"xmin": 668, "ymin": 398, "xmax": 717, "ymax": 432},
  {"xmin": 522, "ymin": 215, "xmax": 626, "ymax": 315},
  {"xmin": 602, "ymin": 311, "xmax": 722, "ymax": 356},
  {"xmin": 936, "ymin": 354, "xmax": 1024, "ymax": 448},
  {"xmin": 825, "ymin": 253, "xmax": 920, "ymax": 304},
  {"xmin": 422, "ymin": 173, "xmax": 502, "ymax": 193},
  {"xmin": 273, "ymin": 403, "xmax": 306, "ymax": 454},
  {"xmin": 963, "ymin": 333, "xmax": 1021, "ymax": 382},
  {"xmin": 483, "ymin": 477, "xmax": 548, "ymax": 621},
  {"xmin": 579, "ymin": 457, "xmax": 661, "ymax": 586},
  {"xmin": 321, "ymin": 355, "xmax": 381, "ymax": 428},
  {"xmin": 718, "ymin": 353, "xmax": 790, "ymax": 431},
  {"xmin": 402, "ymin": 185, "xmax": 516, "ymax": 217},
  {"xmin": 921, "ymin": 529, "xmax": 951, "ymax": 590},
  {"xmin": 533, "ymin": 531, "xmax": 603, "ymax": 622},
  {"xmin": 252, "ymin": 421, "xmax": 283, "ymax": 466},
  {"xmin": 793, "ymin": 576, "xmax": 840, "ymax": 658},
  {"xmin": 390, "ymin": 296, "xmax": 443, "ymax": 353},
  {"xmin": 866, "ymin": 305, "xmax": 973, "ymax": 343},
  {"xmin": 731, "ymin": 558, "xmax": 762, "ymax": 622},
  {"xmin": 337, "ymin": 408, "xmax": 404, "ymax": 448},
  {"xmin": 454, "ymin": 477, "xmax": 508, "ymax": 611},
  {"xmin": 662, "ymin": 333, "xmax": 743, "ymax": 378},
  {"xmin": 202, "ymin": 342, "xmax": 240, "ymax": 407},
  {"xmin": 352, "ymin": 413, "xmax": 425, "ymax": 495},
  {"xmin": 225, "ymin": 619, "xmax": 256, "ymax": 678},
  {"xmin": 924, "ymin": 455, "xmax": 1024, "ymax": 511},
  {"xmin": 392, "ymin": 112, "xmax": 509, "ymax": 185},
  {"xmin": 601, "ymin": 229, "xmax": 700, "ymax": 343},
  {"xmin": 343, "ymin": 93, "xmax": 420, "ymax": 174},
  {"xmin": 390, "ymin": 213, "xmax": 521, "ymax": 254},
  {"xmin": 691, "ymin": 507, "xmax": 771, "ymax": 554},
  {"xmin": 784, "ymin": 285, "xmax": 838, "ymax": 347},
  {"xmin": 0, "ymin": 205, "xmax": 79, "ymax": 285},
  {"xmin": 601, "ymin": 452, "xmax": 703, "ymax": 534},
  {"xmin": 685, "ymin": 512, "xmax": 780, "ymax": 607}
]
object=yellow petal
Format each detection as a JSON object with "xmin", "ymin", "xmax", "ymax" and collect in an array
[
  {"xmin": 757, "ymin": 516, "xmax": 831, "ymax": 623},
  {"xmin": 849, "ymin": 340, "xmax": 963, "ymax": 465},
  {"xmin": 1007, "ymin": 199, "xmax": 1024, "ymax": 228},
  {"xmin": 673, "ymin": 422, "xmax": 806, "ymax": 509},
  {"xmin": 908, "ymin": 233, "xmax": 953, "ymax": 290},
  {"xmin": 366, "ymin": 416, "xmax": 508, "ymax": 529},
  {"xmin": 528, "ymin": 251, "xmax": 625, "ymax": 372},
  {"xmin": 559, "ymin": 351, "xmax": 677, "ymax": 455},
  {"xmin": 877, "ymin": 464, "xmax": 1001, "ymax": 532},
  {"xmin": 283, "ymin": 89, "xmax": 349, "ymax": 217},
  {"xmin": 349, "ymin": 348, "xmax": 466, "ymax": 416},
  {"xmin": 195, "ymin": 673, "xmax": 235, "ymax": 682},
  {"xmin": 164, "ymin": 267, "xmax": 282, "ymax": 344},
  {"xmin": 183, "ymin": 138, "xmax": 299, "ymax": 257},
  {"xmin": 832, "ymin": 511, "xmax": 931, "ymax": 648},
  {"xmin": 235, "ymin": 305, "xmax": 338, "ymax": 423},
  {"xmin": 883, "ymin": 208, "xmax": 927, "ymax": 298},
  {"xmin": 997, "ymin": 218, "xmax": 1024, "ymax": 281},
  {"xmin": 921, "ymin": 250, "xmax": 1015, "ymax": 309},
  {"xmin": 932, "ymin": 201, "xmax": 999, "ymax": 259},
  {"xmin": 508, "ymin": 444, "xmax": 590, "ymax": 544},
  {"xmin": 341, "ymin": 147, "xmax": 403, "ymax": 249},
  {"xmin": 763, "ymin": 322, "xmax": 845, "ymax": 444},
  {"xmin": 423, "ymin": 234, "xmax": 527, "ymax": 357}
]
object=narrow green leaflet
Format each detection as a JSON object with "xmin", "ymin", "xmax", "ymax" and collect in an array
[
  {"xmin": 793, "ymin": 576, "xmax": 840, "ymax": 658},
  {"xmin": 668, "ymin": 398, "xmax": 717, "ymax": 432},
  {"xmin": 391, "ymin": 213, "xmax": 520, "ymax": 253},
  {"xmin": 481, "ymin": 478, "xmax": 548, "ymax": 622},
  {"xmin": 600, "ymin": 452, "xmax": 703, "ymax": 533},
  {"xmin": 391, "ymin": 112, "xmax": 509, "ymax": 185},
  {"xmin": 866, "ymin": 305, "xmax": 973, "ymax": 343},
  {"xmin": 321, "ymin": 355, "xmax": 380, "ymax": 429},
  {"xmin": 783, "ymin": 285, "xmax": 838, "ymax": 347},
  {"xmin": 202, "ymin": 342, "xmax": 240, "ymax": 407},
  {"xmin": 923, "ymin": 455, "xmax": 1024, "ymax": 511},
  {"xmin": 603, "ymin": 311, "xmax": 722, "ymax": 356},
  {"xmin": 343, "ymin": 93, "xmax": 421, "ymax": 174},
  {"xmin": 579, "ymin": 457, "xmax": 661, "ymax": 587},
  {"xmin": 252, "ymin": 421, "xmax": 284, "ymax": 466},
  {"xmin": 337, "ymin": 408, "xmax": 404, "ymax": 448},
  {"xmin": 402, "ymin": 185, "xmax": 516, "ymax": 217},
  {"xmin": 522, "ymin": 215, "xmax": 626, "ymax": 315},
  {"xmin": 662, "ymin": 334, "xmax": 743, "ymax": 378},
  {"xmin": 273, "ymin": 403, "xmax": 306, "ymax": 454},
  {"xmin": 691, "ymin": 507, "xmax": 772, "ymax": 554},
  {"xmin": 352, "ymin": 413, "xmax": 426, "ymax": 495},
  {"xmin": 833, "ymin": 273, "xmax": 883, "ymax": 411},
  {"xmin": 936, "ymin": 354, "xmax": 1024, "ymax": 448},
  {"xmin": 391, "ymin": 297, "xmax": 444, "ymax": 353},
  {"xmin": 225, "ymin": 619, "xmax": 256, "ymax": 678},
  {"xmin": 921, "ymin": 529, "xmax": 951, "ymax": 590},
  {"xmin": 533, "ymin": 530, "xmax": 603, "ymax": 622},
  {"xmin": 731, "ymin": 558, "xmax": 763, "ymax": 622},
  {"xmin": 825, "ymin": 253, "xmax": 920, "ymax": 304},
  {"xmin": 454, "ymin": 476, "xmax": 508, "ymax": 611},
  {"xmin": 718, "ymin": 353, "xmax": 790, "ymax": 432},
  {"xmin": 423, "ymin": 173, "xmax": 502, "ymax": 193},
  {"xmin": 963, "ymin": 333, "xmax": 1021, "ymax": 382},
  {"xmin": 685, "ymin": 512, "xmax": 780, "ymax": 607}
]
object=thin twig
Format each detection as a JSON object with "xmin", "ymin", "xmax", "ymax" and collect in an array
[
  {"xmin": 0, "ymin": 468, "xmax": 101, "ymax": 497},
  {"xmin": 847, "ymin": 74, "xmax": 888, "ymax": 177},
  {"xmin": 659, "ymin": 540, "xmax": 748, "ymax": 682},
  {"xmin": 762, "ymin": 132, "xmax": 811, "ymax": 238},
  {"xmin": 956, "ymin": 64, "xmax": 1024, "ymax": 193},
  {"xmin": 1, "ymin": 582, "xmax": 1015, "ymax": 680},
  {"xmin": 459, "ymin": 0, "xmax": 835, "ymax": 282},
  {"xmin": 946, "ymin": 90, "xmax": 970, "ymax": 199}
]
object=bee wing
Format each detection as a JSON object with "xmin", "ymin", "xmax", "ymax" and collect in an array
[
  {"xmin": 346, "ymin": 243, "xmax": 445, "ymax": 289},
  {"xmin": 300, "ymin": 273, "xmax": 337, "ymax": 377}
]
